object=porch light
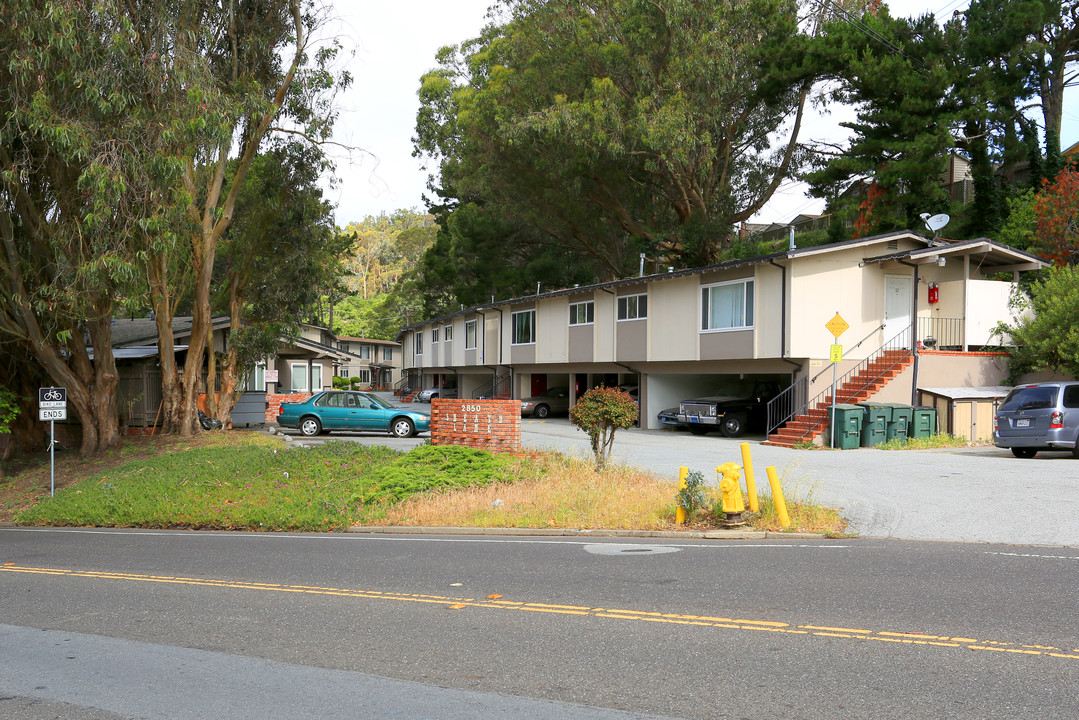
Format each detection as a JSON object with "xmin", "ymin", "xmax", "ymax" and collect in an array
[{"xmin": 937, "ymin": 257, "xmax": 947, "ymax": 267}]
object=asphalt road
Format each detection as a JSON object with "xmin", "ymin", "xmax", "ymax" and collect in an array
[
  {"xmin": 276, "ymin": 398, "xmax": 1079, "ymax": 547},
  {"xmin": 2, "ymin": 528, "xmax": 1077, "ymax": 719}
]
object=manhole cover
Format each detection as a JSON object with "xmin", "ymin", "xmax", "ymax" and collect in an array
[{"xmin": 583, "ymin": 544, "xmax": 680, "ymax": 556}]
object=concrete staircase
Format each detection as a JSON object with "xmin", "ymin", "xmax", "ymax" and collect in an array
[{"xmin": 765, "ymin": 349, "xmax": 914, "ymax": 448}]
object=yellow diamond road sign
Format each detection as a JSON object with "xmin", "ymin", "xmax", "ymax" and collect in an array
[{"xmin": 826, "ymin": 313, "xmax": 849, "ymax": 339}]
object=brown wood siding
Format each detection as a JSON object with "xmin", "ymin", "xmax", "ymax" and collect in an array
[
  {"xmin": 699, "ymin": 330, "xmax": 753, "ymax": 360},
  {"xmin": 568, "ymin": 325, "xmax": 594, "ymax": 363},
  {"xmin": 617, "ymin": 320, "xmax": 647, "ymax": 361}
]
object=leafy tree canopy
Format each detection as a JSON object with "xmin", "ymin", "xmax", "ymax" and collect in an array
[
  {"xmin": 415, "ymin": 0, "xmax": 816, "ymax": 279},
  {"xmin": 998, "ymin": 264, "xmax": 1079, "ymax": 380}
]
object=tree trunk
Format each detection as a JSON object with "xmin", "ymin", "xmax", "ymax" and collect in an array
[
  {"xmin": 86, "ymin": 296, "xmax": 121, "ymax": 450},
  {"xmin": 214, "ymin": 274, "xmax": 245, "ymax": 425},
  {"xmin": 148, "ymin": 249, "xmax": 183, "ymax": 435}
]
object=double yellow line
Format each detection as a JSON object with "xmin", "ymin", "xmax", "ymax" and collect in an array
[{"xmin": 4, "ymin": 564, "xmax": 1077, "ymax": 662}]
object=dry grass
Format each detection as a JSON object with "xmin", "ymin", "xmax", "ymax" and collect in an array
[
  {"xmin": 375, "ymin": 451, "xmax": 849, "ymax": 536},
  {"xmin": 378, "ymin": 452, "xmax": 682, "ymax": 530}
]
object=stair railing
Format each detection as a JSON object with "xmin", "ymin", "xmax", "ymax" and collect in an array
[
  {"xmin": 767, "ymin": 322, "xmax": 914, "ymax": 439},
  {"xmin": 472, "ymin": 373, "xmax": 511, "ymax": 399},
  {"xmin": 766, "ymin": 377, "xmax": 807, "ymax": 435}
]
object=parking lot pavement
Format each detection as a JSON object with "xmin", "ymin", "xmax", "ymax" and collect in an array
[{"xmin": 518, "ymin": 420, "xmax": 1079, "ymax": 548}]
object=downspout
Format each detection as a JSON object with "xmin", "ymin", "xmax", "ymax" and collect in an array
[
  {"xmin": 898, "ymin": 259, "xmax": 920, "ymax": 406},
  {"xmin": 493, "ymin": 307, "xmax": 508, "ymax": 395},
  {"xmin": 768, "ymin": 258, "xmax": 802, "ymax": 376}
]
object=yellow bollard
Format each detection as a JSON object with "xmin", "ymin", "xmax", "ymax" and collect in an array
[
  {"xmin": 739, "ymin": 442, "xmax": 760, "ymax": 513},
  {"xmin": 675, "ymin": 466, "xmax": 689, "ymax": 525},
  {"xmin": 715, "ymin": 462, "xmax": 745, "ymax": 527},
  {"xmin": 765, "ymin": 466, "xmax": 791, "ymax": 528}
]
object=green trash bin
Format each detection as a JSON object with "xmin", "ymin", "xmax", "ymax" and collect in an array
[
  {"xmin": 858, "ymin": 402, "xmax": 891, "ymax": 447},
  {"xmin": 883, "ymin": 403, "xmax": 913, "ymax": 443},
  {"xmin": 910, "ymin": 406, "xmax": 937, "ymax": 439},
  {"xmin": 828, "ymin": 404, "xmax": 863, "ymax": 449}
]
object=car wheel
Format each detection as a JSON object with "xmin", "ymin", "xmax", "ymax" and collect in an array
[
  {"xmin": 300, "ymin": 417, "xmax": 322, "ymax": 437},
  {"xmin": 721, "ymin": 414, "xmax": 746, "ymax": 438},
  {"xmin": 687, "ymin": 425, "xmax": 709, "ymax": 436},
  {"xmin": 1011, "ymin": 447, "xmax": 1037, "ymax": 459},
  {"xmin": 391, "ymin": 417, "xmax": 415, "ymax": 438},
  {"xmin": 534, "ymin": 404, "xmax": 550, "ymax": 419}
]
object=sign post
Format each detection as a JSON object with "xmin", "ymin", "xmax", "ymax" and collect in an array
[
  {"xmin": 38, "ymin": 387, "xmax": 67, "ymax": 497},
  {"xmin": 824, "ymin": 314, "xmax": 849, "ymax": 448}
]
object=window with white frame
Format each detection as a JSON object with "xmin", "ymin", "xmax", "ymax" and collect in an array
[
  {"xmin": 290, "ymin": 362, "xmax": 309, "ymax": 391},
  {"xmin": 382, "ymin": 346, "xmax": 392, "ymax": 362},
  {"xmin": 247, "ymin": 362, "xmax": 266, "ymax": 391},
  {"xmin": 465, "ymin": 319, "xmax": 477, "ymax": 349},
  {"xmin": 617, "ymin": 293, "xmax": 647, "ymax": 321},
  {"xmin": 358, "ymin": 369, "xmax": 371, "ymax": 383},
  {"xmin": 569, "ymin": 301, "xmax": 594, "ymax": 325},
  {"xmin": 311, "ymin": 364, "xmax": 323, "ymax": 390},
  {"xmin": 360, "ymin": 345, "xmax": 371, "ymax": 359},
  {"xmin": 444, "ymin": 324, "xmax": 453, "ymax": 342},
  {"xmin": 432, "ymin": 327, "xmax": 439, "ymax": 344},
  {"xmin": 701, "ymin": 278, "xmax": 754, "ymax": 331},
  {"xmin": 512, "ymin": 310, "xmax": 535, "ymax": 344},
  {"xmin": 415, "ymin": 332, "xmax": 423, "ymax": 355}
]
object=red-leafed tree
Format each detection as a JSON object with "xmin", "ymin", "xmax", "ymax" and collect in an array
[{"xmin": 1033, "ymin": 165, "xmax": 1079, "ymax": 267}]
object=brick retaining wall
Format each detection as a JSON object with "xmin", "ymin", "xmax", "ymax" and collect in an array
[
  {"xmin": 266, "ymin": 393, "xmax": 313, "ymax": 423},
  {"xmin": 430, "ymin": 399, "xmax": 521, "ymax": 452}
]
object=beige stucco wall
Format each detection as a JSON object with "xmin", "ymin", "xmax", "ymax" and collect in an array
[
  {"xmin": 789, "ymin": 249, "xmax": 915, "ymax": 360},
  {"xmin": 595, "ymin": 291, "xmax": 616, "ymax": 362},
  {"xmin": 917, "ymin": 352, "xmax": 1010, "ymax": 387},
  {"xmin": 967, "ymin": 280, "xmax": 1025, "ymax": 346},
  {"xmin": 537, "ymin": 297, "xmax": 568, "ymax": 363},
  {"xmin": 649, "ymin": 275, "xmax": 699, "ymax": 361},
  {"xmin": 755, "ymin": 264, "xmax": 784, "ymax": 358}
]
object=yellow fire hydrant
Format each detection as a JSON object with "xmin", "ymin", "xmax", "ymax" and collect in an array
[{"xmin": 716, "ymin": 462, "xmax": 746, "ymax": 527}]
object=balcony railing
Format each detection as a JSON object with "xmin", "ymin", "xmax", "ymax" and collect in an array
[{"xmin": 917, "ymin": 316, "xmax": 963, "ymax": 350}]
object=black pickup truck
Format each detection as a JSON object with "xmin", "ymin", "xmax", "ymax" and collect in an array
[{"xmin": 664, "ymin": 381, "xmax": 782, "ymax": 437}]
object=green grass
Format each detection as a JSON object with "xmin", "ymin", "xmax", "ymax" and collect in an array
[
  {"xmin": 14, "ymin": 440, "xmax": 523, "ymax": 532},
  {"xmin": 877, "ymin": 433, "xmax": 975, "ymax": 450}
]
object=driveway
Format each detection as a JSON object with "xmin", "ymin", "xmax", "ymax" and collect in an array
[
  {"xmin": 271, "ymin": 395, "xmax": 1079, "ymax": 547},
  {"xmin": 520, "ymin": 418, "xmax": 1079, "ymax": 547}
]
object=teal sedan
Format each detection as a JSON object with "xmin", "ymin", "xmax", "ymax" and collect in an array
[{"xmin": 277, "ymin": 391, "xmax": 430, "ymax": 438}]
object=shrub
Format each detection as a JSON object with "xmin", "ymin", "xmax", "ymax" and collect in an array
[{"xmin": 568, "ymin": 386, "xmax": 639, "ymax": 469}]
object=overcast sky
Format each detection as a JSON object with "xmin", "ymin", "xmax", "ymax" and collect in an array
[{"xmin": 320, "ymin": 0, "xmax": 1078, "ymax": 228}]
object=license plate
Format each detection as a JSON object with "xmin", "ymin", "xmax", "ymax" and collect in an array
[{"xmin": 1016, "ymin": 419, "xmax": 1030, "ymax": 428}]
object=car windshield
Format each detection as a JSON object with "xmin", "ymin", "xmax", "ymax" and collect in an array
[
  {"xmin": 1000, "ymin": 387, "xmax": 1057, "ymax": 411},
  {"xmin": 364, "ymin": 393, "xmax": 395, "ymax": 410}
]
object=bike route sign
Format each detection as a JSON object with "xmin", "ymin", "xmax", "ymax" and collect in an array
[{"xmin": 39, "ymin": 387, "xmax": 67, "ymax": 421}]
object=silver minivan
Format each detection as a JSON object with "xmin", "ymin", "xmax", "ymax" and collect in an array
[{"xmin": 994, "ymin": 382, "xmax": 1079, "ymax": 458}]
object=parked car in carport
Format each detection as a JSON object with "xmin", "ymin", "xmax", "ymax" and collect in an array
[
  {"xmin": 415, "ymin": 385, "xmax": 458, "ymax": 402},
  {"xmin": 994, "ymin": 381, "xmax": 1079, "ymax": 458},
  {"xmin": 657, "ymin": 380, "xmax": 781, "ymax": 437},
  {"xmin": 278, "ymin": 390, "xmax": 430, "ymax": 438},
  {"xmin": 521, "ymin": 387, "xmax": 571, "ymax": 418}
]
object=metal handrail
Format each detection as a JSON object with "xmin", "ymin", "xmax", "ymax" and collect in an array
[
  {"xmin": 769, "ymin": 322, "xmax": 914, "ymax": 439},
  {"xmin": 472, "ymin": 373, "xmax": 511, "ymax": 399},
  {"xmin": 766, "ymin": 377, "xmax": 807, "ymax": 435},
  {"xmin": 811, "ymin": 323, "xmax": 886, "ymax": 384}
]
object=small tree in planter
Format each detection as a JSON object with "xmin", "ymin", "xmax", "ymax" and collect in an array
[{"xmin": 569, "ymin": 386, "xmax": 639, "ymax": 469}]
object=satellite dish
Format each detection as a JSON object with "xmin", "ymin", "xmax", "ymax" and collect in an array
[{"xmin": 923, "ymin": 213, "xmax": 950, "ymax": 233}]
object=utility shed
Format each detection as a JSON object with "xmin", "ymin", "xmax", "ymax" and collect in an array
[{"xmin": 917, "ymin": 386, "xmax": 1012, "ymax": 442}]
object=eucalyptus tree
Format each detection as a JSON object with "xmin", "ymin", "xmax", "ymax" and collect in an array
[
  {"xmin": 0, "ymin": 1, "xmax": 157, "ymax": 456},
  {"xmin": 124, "ymin": 0, "xmax": 347, "ymax": 436},
  {"xmin": 209, "ymin": 145, "xmax": 350, "ymax": 423},
  {"xmin": 415, "ymin": 0, "xmax": 819, "ymax": 276}
]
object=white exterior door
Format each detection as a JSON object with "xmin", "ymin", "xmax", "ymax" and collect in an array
[{"xmin": 884, "ymin": 275, "xmax": 912, "ymax": 347}]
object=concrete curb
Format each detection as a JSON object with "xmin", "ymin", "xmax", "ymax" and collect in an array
[
  {"xmin": 0, "ymin": 520, "xmax": 829, "ymax": 540},
  {"xmin": 344, "ymin": 525, "xmax": 827, "ymax": 541}
]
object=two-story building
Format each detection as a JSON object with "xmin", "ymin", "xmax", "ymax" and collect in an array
[{"xmin": 397, "ymin": 230, "xmax": 1046, "ymax": 440}]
